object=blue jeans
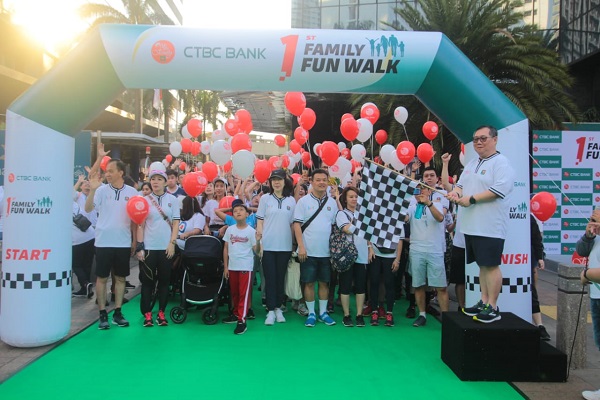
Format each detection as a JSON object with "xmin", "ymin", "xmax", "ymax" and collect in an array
[{"xmin": 592, "ymin": 298, "xmax": 600, "ymax": 351}]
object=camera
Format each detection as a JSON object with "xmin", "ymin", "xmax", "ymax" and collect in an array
[{"xmin": 413, "ymin": 188, "xmax": 421, "ymax": 195}]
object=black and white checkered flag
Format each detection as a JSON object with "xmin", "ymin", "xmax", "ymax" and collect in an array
[{"xmin": 356, "ymin": 159, "xmax": 419, "ymax": 249}]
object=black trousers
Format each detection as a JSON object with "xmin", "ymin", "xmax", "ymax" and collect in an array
[
  {"xmin": 72, "ymin": 239, "xmax": 95, "ymax": 287},
  {"xmin": 139, "ymin": 250, "xmax": 172, "ymax": 314}
]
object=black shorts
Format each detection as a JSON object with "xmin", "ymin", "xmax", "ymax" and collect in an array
[
  {"xmin": 95, "ymin": 247, "xmax": 131, "ymax": 278},
  {"xmin": 448, "ymin": 246, "xmax": 466, "ymax": 284},
  {"xmin": 464, "ymin": 235, "xmax": 505, "ymax": 267}
]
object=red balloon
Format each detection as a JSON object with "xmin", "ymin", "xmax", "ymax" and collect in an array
[
  {"xmin": 268, "ymin": 156, "xmax": 281, "ymax": 170},
  {"xmin": 274, "ymin": 134, "xmax": 287, "ymax": 147},
  {"xmin": 340, "ymin": 118, "xmax": 359, "ymax": 141},
  {"xmin": 294, "ymin": 127, "xmax": 309, "ymax": 146},
  {"xmin": 289, "ymin": 139, "xmax": 302, "ymax": 154},
  {"xmin": 100, "ymin": 156, "xmax": 111, "ymax": 172},
  {"xmin": 231, "ymin": 133, "xmax": 252, "ymax": 154},
  {"xmin": 416, "ymin": 143, "xmax": 434, "ymax": 164},
  {"xmin": 301, "ymin": 151, "xmax": 312, "ymax": 164},
  {"xmin": 320, "ymin": 141, "xmax": 339, "ymax": 167},
  {"xmin": 235, "ymin": 109, "xmax": 253, "ymax": 133},
  {"xmin": 254, "ymin": 159, "xmax": 271, "ymax": 183},
  {"xmin": 223, "ymin": 160, "xmax": 232, "ymax": 173},
  {"xmin": 179, "ymin": 161, "xmax": 187, "ymax": 171},
  {"xmin": 224, "ymin": 119, "xmax": 239, "ymax": 136},
  {"xmin": 281, "ymin": 155, "xmax": 290, "ymax": 168},
  {"xmin": 202, "ymin": 161, "xmax": 218, "ymax": 182},
  {"xmin": 191, "ymin": 141, "xmax": 201, "ymax": 156},
  {"xmin": 375, "ymin": 129, "xmax": 388, "ymax": 145},
  {"xmin": 181, "ymin": 138, "xmax": 192, "ymax": 153},
  {"xmin": 298, "ymin": 108, "xmax": 316, "ymax": 130},
  {"xmin": 291, "ymin": 173, "xmax": 301, "ymax": 186},
  {"xmin": 422, "ymin": 121, "xmax": 439, "ymax": 141},
  {"xmin": 165, "ymin": 154, "xmax": 173, "ymax": 163},
  {"xmin": 351, "ymin": 159, "xmax": 362, "ymax": 173},
  {"xmin": 303, "ymin": 159, "xmax": 313, "ymax": 169},
  {"xmin": 341, "ymin": 148, "xmax": 351, "ymax": 159},
  {"xmin": 126, "ymin": 196, "xmax": 149, "ymax": 225},
  {"xmin": 182, "ymin": 171, "xmax": 208, "ymax": 197},
  {"xmin": 340, "ymin": 113, "xmax": 354, "ymax": 123},
  {"xmin": 530, "ymin": 192, "xmax": 557, "ymax": 222},
  {"xmin": 284, "ymin": 92, "xmax": 306, "ymax": 116},
  {"xmin": 374, "ymin": 156, "xmax": 383, "ymax": 164},
  {"xmin": 186, "ymin": 118, "xmax": 202, "ymax": 138},
  {"xmin": 396, "ymin": 141, "xmax": 416, "ymax": 165},
  {"xmin": 219, "ymin": 195, "xmax": 235, "ymax": 210},
  {"xmin": 360, "ymin": 104, "xmax": 380, "ymax": 125}
]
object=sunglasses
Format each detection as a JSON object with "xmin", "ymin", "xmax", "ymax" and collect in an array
[{"xmin": 472, "ymin": 136, "xmax": 493, "ymax": 143}]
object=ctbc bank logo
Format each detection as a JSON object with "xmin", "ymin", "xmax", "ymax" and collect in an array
[
  {"xmin": 151, "ymin": 40, "xmax": 175, "ymax": 64},
  {"xmin": 8, "ymin": 173, "xmax": 14, "ymax": 183}
]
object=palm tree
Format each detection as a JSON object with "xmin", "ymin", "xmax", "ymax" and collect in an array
[
  {"xmin": 78, "ymin": 0, "xmax": 176, "ymax": 134},
  {"xmin": 179, "ymin": 90, "xmax": 231, "ymax": 142}
]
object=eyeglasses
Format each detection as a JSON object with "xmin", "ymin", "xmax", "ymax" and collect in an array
[{"xmin": 472, "ymin": 136, "xmax": 493, "ymax": 143}]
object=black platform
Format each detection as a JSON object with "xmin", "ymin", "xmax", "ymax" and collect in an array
[{"xmin": 441, "ymin": 312, "xmax": 567, "ymax": 382}]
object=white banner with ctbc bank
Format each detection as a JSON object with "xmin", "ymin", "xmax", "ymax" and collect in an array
[{"xmin": 532, "ymin": 129, "xmax": 600, "ymax": 255}]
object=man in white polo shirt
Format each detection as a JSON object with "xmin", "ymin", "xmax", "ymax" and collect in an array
[
  {"xmin": 447, "ymin": 125, "xmax": 514, "ymax": 323},
  {"xmin": 293, "ymin": 169, "xmax": 338, "ymax": 327},
  {"xmin": 86, "ymin": 158, "xmax": 138, "ymax": 330}
]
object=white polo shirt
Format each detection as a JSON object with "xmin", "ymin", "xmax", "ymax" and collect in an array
[
  {"xmin": 224, "ymin": 224, "xmax": 257, "ymax": 271},
  {"xmin": 256, "ymin": 193, "xmax": 296, "ymax": 251},
  {"xmin": 407, "ymin": 202, "xmax": 445, "ymax": 254},
  {"xmin": 176, "ymin": 212, "xmax": 205, "ymax": 250},
  {"xmin": 93, "ymin": 184, "xmax": 138, "ymax": 248},
  {"xmin": 294, "ymin": 193, "xmax": 338, "ymax": 257},
  {"xmin": 143, "ymin": 192, "xmax": 180, "ymax": 250},
  {"xmin": 456, "ymin": 152, "xmax": 514, "ymax": 239},
  {"xmin": 336, "ymin": 209, "xmax": 368, "ymax": 264}
]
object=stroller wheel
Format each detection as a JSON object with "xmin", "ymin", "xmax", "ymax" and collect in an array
[
  {"xmin": 170, "ymin": 307, "xmax": 187, "ymax": 324},
  {"xmin": 202, "ymin": 309, "xmax": 218, "ymax": 325}
]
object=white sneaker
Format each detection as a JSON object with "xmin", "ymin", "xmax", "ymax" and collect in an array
[
  {"xmin": 275, "ymin": 308, "xmax": 286, "ymax": 323},
  {"xmin": 583, "ymin": 389, "xmax": 600, "ymax": 400},
  {"xmin": 265, "ymin": 311, "xmax": 275, "ymax": 326},
  {"xmin": 297, "ymin": 303, "xmax": 309, "ymax": 316}
]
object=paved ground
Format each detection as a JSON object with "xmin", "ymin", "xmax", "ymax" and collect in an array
[{"xmin": 0, "ymin": 257, "xmax": 599, "ymax": 399}]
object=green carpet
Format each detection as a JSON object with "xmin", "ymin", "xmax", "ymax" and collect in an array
[{"xmin": 0, "ymin": 292, "xmax": 523, "ymax": 400}]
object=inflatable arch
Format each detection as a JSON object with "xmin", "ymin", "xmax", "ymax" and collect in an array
[{"xmin": 2, "ymin": 26, "xmax": 531, "ymax": 347}]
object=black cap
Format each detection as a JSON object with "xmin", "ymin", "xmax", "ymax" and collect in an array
[
  {"xmin": 269, "ymin": 169, "xmax": 287, "ymax": 180},
  {"xmin": 231, "ymin": 198, "xmax": 248, "ymax": 211}
]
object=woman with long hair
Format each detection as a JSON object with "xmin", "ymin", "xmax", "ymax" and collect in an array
[{"xmin": 176, "ymin": 196, "xmax": 205, "ymax": 250}]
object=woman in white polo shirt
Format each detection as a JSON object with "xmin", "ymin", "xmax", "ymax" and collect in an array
[
  {"xmin": 256, "ymin": 169, "xmax": 296, "ymax": 325},
  {"xmin": 136, "ymin": 169, "xmax": 180, "ymax": 327}
]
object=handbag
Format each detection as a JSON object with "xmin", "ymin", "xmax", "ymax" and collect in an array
[
  {"xmin": 284, "ymin": 257, "xmax": 302, "ymax": 300},
  {"xmin": 73, "ymin": 205, "xmax": 92, "ymax": 232},
  {"xmin": 329, "ymin": 210, "xmax": 358, "ymax": 273}
]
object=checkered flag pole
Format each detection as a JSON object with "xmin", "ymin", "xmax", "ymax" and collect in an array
[{"xmin": 356, "ymin": 159, "xmax": 420, "ymax": 248}]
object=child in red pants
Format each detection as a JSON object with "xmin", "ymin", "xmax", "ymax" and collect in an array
[{"xmin": 223, "ymin": 199, "xmax": 259, "ymax": 335}]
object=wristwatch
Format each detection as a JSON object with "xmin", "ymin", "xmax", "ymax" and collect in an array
[
  {"xmin": 427, "ymin": 202, "xmax": 434, "ymax": 207},
  {"xmin": 469, "ymin": 196, "xmax": 477, "ymax": 205}
]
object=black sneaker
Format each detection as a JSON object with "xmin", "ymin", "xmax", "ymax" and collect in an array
[
  {"xmin": 72, "ymin": 287, "xmax": 87, "ymax": 297},
  {"xmin": 125, "ymin": 281, "xmax": 136, "ymax": 289},
  {"xmin": 156, "ymin": 310, "xmax": 168, "ymax": 326},
  {"xmin": 86, "ymin": 283, "xmax": 94, "ymax": 299},
  {"xmin": 355, "ymin": 315, "xmax": 366, "ymax": 327},
  {"xmin": 222, "ymin": 314, "xmax": 238, "ymax": 324},
  {"xmin": 112, "ymin": 312, "xmax": 130, "ymax": 327},
  {"xmin": 473, "ymin": 304, "xmax": 501, "ymax": 323},
  {"xmin": 98, "ymin": 313, "xmax": 110, "ymax": 330},
  {"xmin": 234, "ymin": 321, "xmax": 247, "ymax": 335},
  {"xmin": 405, "ymin": 305, "xmax": 416, "ymax": 319},
  {"xmin": 246, "ymin": 309, "xmax": 256, "ymax": 320},
  {"xmin": 413, "ymin": 315, "xmax": 427, "ymax": 327},
  {"xmin": 539, "ymin": 325, "xmax": 551, "ymax": 341},
  {"xmin": 462, "ymin": 300, "xmax": 485, "ymax": 316},
  {"xmin": 342, "ymin": 315, "xmax": 354, "ymax": 327}
]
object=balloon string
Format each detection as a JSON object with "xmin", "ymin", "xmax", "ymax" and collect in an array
[{"xmin": 401, "ymin": 123, "xmax": 409, "ymax": 142}]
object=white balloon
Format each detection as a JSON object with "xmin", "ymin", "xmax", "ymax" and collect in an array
[
  {"xmin": 211, "ymin": 129, "xmax": 226, "ymax": 142},
  {"xmin": 149, "ymin": 161, "xmax": 166, "ymax": 172},
  {"xmin": 292, "ymin": 151, "xmax": 302, "ymax": 162},
  {"xmin": 380, "ymin": 144, "xmax": 396, "ymax": 165},
  {"xmin": 287, "ymin": 156, "xmax": 297, "ymax": 170},
  {"xmin": 350, "ymin": 144, "xmax": 366, "ymax": 162},
  {"xmin": 169, "ymin": 141, "xmax": 182, "ymax": 157},
  {"xmin": 338, "ymin": 142, "xmax": 347, "ymax": 151},
  {"xmin": 181, "ymin": 125, "xmax": 192, "ymax": 139},
  {"xmin": 329, "ymin": 157, "xmax": 352, "ymax": 179},
  {"xmin": 394, "ymin": 106, "xmax": 408, "ymax": 124},
  {"xmin": 210, "ymin": 140, "xmax": 232, "ymax": 166},
  {"xmin": 356, "ymin": 118, "xmax": 373, "ymax": 143},
  {"xmin": 313, "ymin": 143, "xmax": 322, "ymax": 156},
  {"xmin": 162, "ymin": 160, "xmax": 169, "ymax": 167},
  {"xmin": 232, "ymin": 150, "xmax": 256, "ymax": 179},
  {"xmin": 196, "ymin": 162, "xmax": 203, "ymax": 170},
  {"xmin": 341, "ymin": 172, "xmax": 353, "ymax": 187},
  {"xmin": 390, "ymin": 152, "xmax": 406, "ymax": 171},
  {"xmin": 200, "ymin": 140, "xmax": 211, "ymax": 155}
]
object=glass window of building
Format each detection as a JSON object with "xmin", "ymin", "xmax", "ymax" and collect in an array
[{"xmin": 321, "ymin": 6, "xmax": 340, "ymax": 28}]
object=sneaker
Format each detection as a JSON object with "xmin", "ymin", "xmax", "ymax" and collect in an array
[
  {"xmin": 327, "ymin": 301, "xmax": 334, "ymax": 314},
  {"xmin": 305, "ymin": 313, "xmax": 316, "ymax": 327},
  {"xmin": 362, "ymin": 304, "xmax": 372, "ymax": 316},
  {"xmin": 384, "ymin": 312, "xmax": 394, "ymax": 327},
  {"xmin": 275, "ymin": 308, "xmax": 286, "ymax": 323},
  {"xmin": 265, "ymin": 311, "xmax": 276, "ymax": 326},
  {"xmin": 297, "ymin": 303, "xmax": 309, "ymax": 317},
  {"xmin": 234, "ymin": 321, "xmax": 247, "ymax": 335},
  {"xmin": 370, "ymin": 311, "xmax": 379, "ymax": 326},
  {"xmin": 413, "ymin": 315, "xmax": 427, "ymax": 327},
  {"xmin": 426, "ymin": 305, "xmax": 440, "ymax": 317},
  {"xmin": 462, "ymin": 300, "xmax": 485, "ymax": 317},
  {"xmin": 473, "ymin": 304, "xmax": 501, "ymax": 323},
  {"xmin": 143, "ymin": 312, "xmax": 153, "ymax": 327},
  {"xmin": 222, "ymin": 314, "xmax": 238, "ymax": 324},
  {"xmin": 342, "ymin": 315, "xmax": 354, "ymax": 327},
  {"xmin": 292, "ymin": 300, "xmax": 300, "ymax": 311},
  {"xmin": 86, "ymin": 282, "xmax": 94, "ymax": 299},
  {"xmin": 72, "ymin": 287, "xmax": 87, "ymax": 297},
  {"xmin": 112, "ymin": 311, "xmax": 129, "ymax": 327},
  {"xmin": 318, "ymin": 312, "xmax": 336, "ymax": 326},
  {"xmin": 405, "ymin": 305, "xmax": 416, "ymax": 319},
  {"xmin": 355, "ymin": 315, "xmax": 366, "ymax": 327},
  {"xmin": 246, "ymin": 308, "xmax": 256, "ymax": 320},
  {"xmin": 156, "ymin": 310, "xmax": 168, "ymax": 326},
  {"xmin": 98, "ymin": 313, "xmax": 110, "ymax": 330},
  {"xmin": 125, "ymin": 281, "xmax": 136, "ymax": 289},
  {"xmin": 582, "ymin": 389, "xmax": 600, "ymax": 400},
  {"xmin": 539, "ymin": 325, "xmax": 551, "ymax": 341},
  {"xmin": 378, "ymin": 306, "xmax": 386, "ymax": 319}
]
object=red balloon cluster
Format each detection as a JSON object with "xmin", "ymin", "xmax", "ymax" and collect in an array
[
  {"xmin": 126, "ymin": 196, "xmax": 149, "ymax": 225},
  {"xmin": 284, "ymin": 92, "xmax": 306, "ymax": 116},
  {"xmin": 530, "ymin": 192, "xmax": 557, "ymax": 222}
]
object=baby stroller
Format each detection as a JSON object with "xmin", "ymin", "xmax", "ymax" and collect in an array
[{"xmin": 170, "ymin": 235, "xmax": 227, "ymax": 325}]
